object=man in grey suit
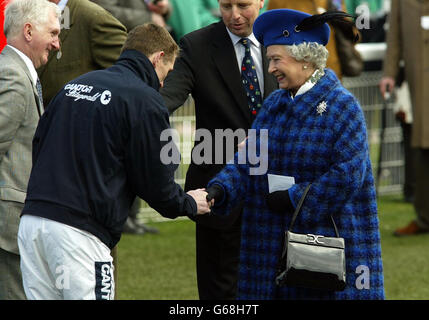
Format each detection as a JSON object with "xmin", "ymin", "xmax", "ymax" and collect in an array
[{"xmin": 0, "ymin": 0, "xmax": 60, "ymax": 300}]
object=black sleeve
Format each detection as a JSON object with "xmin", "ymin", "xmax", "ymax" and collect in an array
[
  {"xmin": 160, "ymin": 35, "xmax": 196, "ymax": 114},
  {"xmin": 266, "ymin": 190, "xmax": 294, "ymax": 214},
  {"xmin": 125, "ymin": 95, "xmax": 197, "ymax": 219}
]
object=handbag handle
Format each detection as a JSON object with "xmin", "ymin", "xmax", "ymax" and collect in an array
[{"xmin": 288, "ymin": 184, "xmax": 340, "ymax": 238}]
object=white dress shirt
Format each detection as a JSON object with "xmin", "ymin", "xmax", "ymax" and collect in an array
[
  {"xmin": 226, "ymin": 28, "xmax": 265, "ymax": 97},
  {"xmin": 292, "ymin": 69, "xmax": 324, "ymax": 99}
]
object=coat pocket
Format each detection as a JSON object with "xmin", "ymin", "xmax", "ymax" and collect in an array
[{"xmin": 0, "ymin": 187, "xmax": 26, "ymax": 203}]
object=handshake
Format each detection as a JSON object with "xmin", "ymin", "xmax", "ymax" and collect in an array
[
  {"xmin": 187, "ymin": 185, "xmax": 295, "ymax": 215},
  {"xmin": 186, "ymin": 185, "xmax": 225, "ymax": 215}
]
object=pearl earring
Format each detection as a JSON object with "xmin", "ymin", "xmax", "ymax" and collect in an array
[{"xmin": 303, "ymin": 65, "xmax": 308, "ymax": 70}]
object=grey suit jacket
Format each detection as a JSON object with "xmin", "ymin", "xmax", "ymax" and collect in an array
[{"xmin": 0, "ymin": 46, "xmax": 42, "ymax": 254}]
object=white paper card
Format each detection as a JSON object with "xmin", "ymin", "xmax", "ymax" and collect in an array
[
  {"xmin": 268, "ymin": 174, "xmax": 295, "ymax": 193},
  {"xmin": 421, "ymin": 16, "xmax": 429, "ymax": 30}
]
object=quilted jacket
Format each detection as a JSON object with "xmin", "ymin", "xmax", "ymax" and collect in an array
[{"xmin": 208, "ymin": 69, "xmax": 385, "ymax": 299}]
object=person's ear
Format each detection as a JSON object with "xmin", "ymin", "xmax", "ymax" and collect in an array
[
  {"xmin": 23, "ymin": 23, "xmax": 33, "ymax": 42},
  {"xmin": 152, "ymin": 51, "xmax": 165, "ymax": 68}
]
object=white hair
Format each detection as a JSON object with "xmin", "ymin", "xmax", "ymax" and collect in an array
[
  {"xmin": 285, "ymin": 42, "xmax": 329, "ymax": 71},
  {"xmin": 4, "ymin": 0, "xmax": 61, "ymax": 40}
]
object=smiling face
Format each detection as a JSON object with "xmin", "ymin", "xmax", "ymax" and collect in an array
[
  {"xmin": 267, "ymin": 45, "xmax": 314, "ymax": 94},
  {"xmin": 218, "ymin": 0, "xmax": 264, "ymax": 37},
  {"xmin": 27, "ymin": 9, "xmax": 60, "ymax": 68}
]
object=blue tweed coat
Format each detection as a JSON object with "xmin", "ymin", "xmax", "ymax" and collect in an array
[{"xmin": 208, "ymin": 69, "xmax": 385, "ymax": 300}]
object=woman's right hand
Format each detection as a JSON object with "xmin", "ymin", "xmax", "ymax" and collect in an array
[
  {"xmin": 205, "ymin": 184, "xmax": 225, "ymax": 207},
  {"xmin": 266, "ymin": 190, "xmax": 293, "ymax": 213}
]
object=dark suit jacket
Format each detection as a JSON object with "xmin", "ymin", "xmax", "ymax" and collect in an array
[
  {"xmin": 37, "ymin": 0, "xmax": 127, "ymax": 106},
  {"xmin": 160, "ymin": 21, "xmax": 277, "ymax": 230}
]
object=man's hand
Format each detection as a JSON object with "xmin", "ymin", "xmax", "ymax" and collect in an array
[
  {"xmin": 187, "ymin": 188, "xmax": 211, "ymax": 215},
  {"xmin": 379, "ymin": 76, "xmax": 395, "ymax": 99},
  {"xmin": 147, "ymin": 0, "xmax": 170, "ymax": 16}
]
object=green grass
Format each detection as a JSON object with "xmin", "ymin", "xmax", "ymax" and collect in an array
[
  {"xmin": 377, "ymin": 195, "xmax": 429, "ymax": 300},
  {"xmin": 117, "ymin": 195, "xmax": 429, "ymax": 300},
  {"xmin": 116, "ymin": 220, "xmax": 198, "ymax": 300}
]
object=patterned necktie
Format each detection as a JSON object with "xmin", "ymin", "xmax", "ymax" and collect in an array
[
  {"xmin": 239, "ymin": 38, "xmax": 262, "ymax": 117},
  {"xmin": 36, "ymin": 78, "xmax": 44, "ymax": 113}
]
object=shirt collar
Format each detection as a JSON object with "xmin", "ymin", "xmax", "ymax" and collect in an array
[
  {"xmin": 292, "ymin": 69, "xmax": 324, "ymax": 99},
  {"xmin": 57, "ymin": 0, "xmax": 69, "ymax": 11},
  {"xmin": 7, "ymin": 45, "xmax": 38, "ymax": 85},
  {"xmin": 225, "ymin": 27, "xmax": 261, "ymax": 48}
]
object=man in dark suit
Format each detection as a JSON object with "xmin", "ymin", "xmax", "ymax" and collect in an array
[{"xmin": 160, "ymin": 0, "xmax": 277, "ymax": 300}]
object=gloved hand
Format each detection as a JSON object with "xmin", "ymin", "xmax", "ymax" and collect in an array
[
  {"xmin": 206, "ymin": 184, "xmax": 225, "ymax": 205},
  {"xmin": 266, "ymin": 190, "xmax": 294, "ymax": 213}
]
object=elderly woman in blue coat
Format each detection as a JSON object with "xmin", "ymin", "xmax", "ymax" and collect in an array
[{"xmin": 206, "ymin": 9, "xmax": 384, "ymax": 300}]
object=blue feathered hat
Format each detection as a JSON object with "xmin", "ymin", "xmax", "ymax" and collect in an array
[{"xmin": 253, "ymin": 9, "xmax": 356, "ymax": 47}]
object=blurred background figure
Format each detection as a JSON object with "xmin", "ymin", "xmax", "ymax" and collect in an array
[
  {"xmin": 267, "ymin": 0, "xmax": 354, "ymax": 79},
  {"xmin": 391, "ymin": 67, "xmax": 415, "ymax": 203},
  {"xmin": 123, "ymin": 199, "xmax": 160, "ymax": 234},
  {"xmin": 166, "ymin": 0, "xmax": 269, "ymax": 42},
  {"xmin": 92, "ymin": 0, "xmax": 173, "ymax": 35},
  {"xmin": 345, "ymin": 0, "xmax": 384, "ymax": 13},
  {"xmin": 345, "ymin": 0, "xmax": 390, "ymax": 43},
  {"xmin": 167, "ymin": 0, "xmax": 220, "ymax": 42},
  {"xmin": 379, "ymin": 0, "xmax": 429, "ymax": 236}
]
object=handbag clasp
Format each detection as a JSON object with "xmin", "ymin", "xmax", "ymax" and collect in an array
[{"xmin": 306, "ymin": 234, "xmax": 325, "ymax": 244}]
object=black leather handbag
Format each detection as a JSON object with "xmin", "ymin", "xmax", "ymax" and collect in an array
[{"xmin": 275, "ymin": 184, "xmax": 346, "ymax": 291}]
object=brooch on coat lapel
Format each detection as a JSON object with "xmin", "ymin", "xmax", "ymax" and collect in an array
[{"xmin": 316, "ymin": 101, "xmax": 328, "ymax": 115}]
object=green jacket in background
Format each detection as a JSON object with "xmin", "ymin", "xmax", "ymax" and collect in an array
[
  {"xmin": 345, "ymin": 0, "xmax": 383, "ymax": 14},
  {"xmin": 168, "ymin": 0, "xmax": 269, "ymax": 42},
  {"xmin": 38, "ymin": 0, "xmax": 127, "ymax": 106}
]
